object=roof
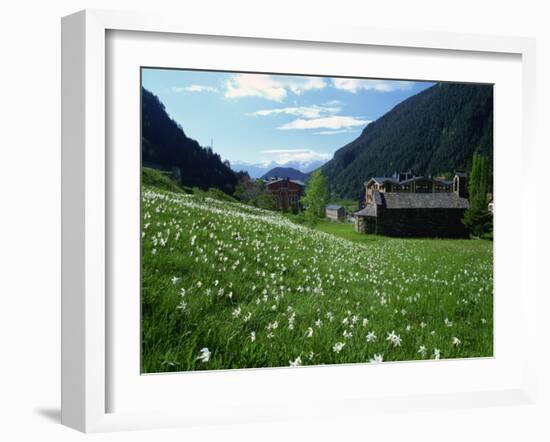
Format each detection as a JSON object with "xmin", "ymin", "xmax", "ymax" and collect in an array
[
  {"xmin": 326, "ymin": 204, "xmax": 344, "ymax": 210},
  {"xmin": 265, "ymin": 179, "xmax": 305, "ymax": 187},
  {"xmin": 367, "ymin": 177, "xmax": 400, "ymax": 185},
  {"xmin": 375, "ymin": 191, "xmax": 469, "ymax": 209},
  {"xmin": 354, "ymin": 204, "xmax": 377, "ymax": 217},
  {"xmin": 365, "ymin": 173, "xmax": 461, "ymax": 187}
]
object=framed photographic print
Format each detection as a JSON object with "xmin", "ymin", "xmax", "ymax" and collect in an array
[{"xmin": 61, "ymin": 9, "xmax": 537, "ymax": 432}]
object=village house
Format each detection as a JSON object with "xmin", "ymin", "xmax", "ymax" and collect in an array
[
  {"xmin": 363, "ymin": 169, "xmax": 458, "ymax": 205},
  {"xmin": 265, "ymin": 177, "xmax": 305, "ymax": 212},
  {"xmin": 355, "ymin": 171, "xmax": 469, "ymax": 237},
  {"xmin": 325, "ymin": 204, "xmax": 346, "ymax": 221}
]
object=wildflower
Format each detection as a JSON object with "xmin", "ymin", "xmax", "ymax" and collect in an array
[
  {"xmin": 171, "ymin": 276, "xmax": 180, "ymax": 285},
  {"xmin": 452, "ymin": 337, "xmax": 461, "ymax": 346},
  {"xmin": 243, "ymin": 312, "xmax": 252, "ymax": 322},
  {"xmin": 343, "ymin": 330, "xmax": 353, "ymax": 339},
  {"xmin": 176, "ymin": 300, "xmax": 187, "ymax": 311},
  {"xmin": 307, "ymin": 351, "xmax": 314, "ymax": 360},
  {"xmin": 196, "ymin": 281, "xmax": 203, "ymax": 288},
  {"xmin": 362, "ymin": 318, "xmax": 369, "ymax": 327},
  {"xmin": 386, "ymin": 330, "xmax": 402, "ymax": 347},
  {"xmin": 250, "ymin": 331, "xmax": 256, "ymax": 342},
  {"xmin": 444, "ymin": 317, "xmax": 453, "ymax": 327},
  {"xmin": 232, "ymin": 306, "xmax": 241, "ymax": 318},
  {"xmin": 433, "ymin": 348, "xmax": 441, "ymax": 360},
  {"xmin": 180, "ymin": 288, "xmax": 186, "ymax": 297},
  {"xmin": 369, "ymin": 354, "xmax": 383, "ymax": 363},
  {"xmin": 315, "ymin": 318, "xmax": 322, "ymax": 328},
  {"xmin": 366, "ymin": 331, "xmax": 377, "ymax": 342},
  {"xmin": 306, "ymin": 327, "xmax": 313, "ymax": 338},
  {"xmin": 418, "ymin": 345, "xmax": 427, "ymax": 357},
  {"xmin": 332, "ymin": 342, "xmax": 345, "ymax": 353},
  {"xmin": 289, "ymin": 356, "xmax": 302, "ymax": 367},
  {"xmin": 197, "ymin": 347, "xmax": 210, "ymax": 363}
]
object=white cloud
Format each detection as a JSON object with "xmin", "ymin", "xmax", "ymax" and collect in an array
[
  {"xmin": 323, "ymin": 99, "xmax": 343, "ymax": 106},
  {"xmin": 172, "ymin": 85, "xmax": 219, "ymax": 93},
  {"xmin": 224, "ymin": 74, "xmax": 327, "ymax": 101},
  {"xmin": 278, "ymin": 116, "xmax": 370, "ymax": 130},
  {"xmin": 284, "ymin": 77, "xmax": 327, "ymax": 95},
  {"xmin": 332, "ymin": 78, "xmax": 415, "ymax": 93},
  {"xmin": 261, "ymin": 148, "xmax": 332, "ymax": 164},
  {"xmin": 247, "ymin": 105, "xmax": 340, "ymax": 119}
]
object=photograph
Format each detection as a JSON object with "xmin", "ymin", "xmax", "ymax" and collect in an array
[{"xmin": 140, "ymin": 68, "xmax": 494, "ymax": 373}]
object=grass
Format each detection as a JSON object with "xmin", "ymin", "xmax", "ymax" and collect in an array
[{"xmin": 141, "ymin": 184, "xmax": 493, "ymax": 373}]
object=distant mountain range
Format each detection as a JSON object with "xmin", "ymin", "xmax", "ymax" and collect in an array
[
  {"xmin": 260, "ymin": 167, "xmax": 309, "ymax": 181},
  {"xmin": 321, "ymin": 83, "xmax": 493, "ymax": 199},
  {"xmin": 231, "ymin": 159, "xmax": 326, "ymax": 179}
]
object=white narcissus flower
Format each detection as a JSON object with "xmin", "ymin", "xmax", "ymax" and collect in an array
[
  {"xmin": 366, "ymin": 331, "xmax": 377, "ymax": 342},
  {"xmin": 306, "ymin": 327, "xmax": 313, "ymax": 338},
  {"xmin": 289, "ymin": 356, "xmax": 302, "ymax": 367},
  {"xmin": 197, "ymin": 347, "xmax": 210, "ymax": 363},
  {"xmin": 418, "ymin": 345, "xmax": 427, "ymax": 357},
  {"xmin": 332, "ymin": 342, "xmax": 345, "ymax": 353},
  {"xmin": 452, "ymin": 337, "xmax": 461, "ymax": 346},
  {"xmin": 386, "ymin": 330, "xmax": 402, "ymax": 347},
  {"xmin": 369, "ymin": 354, "xmax": 383, "ymax": 363}
]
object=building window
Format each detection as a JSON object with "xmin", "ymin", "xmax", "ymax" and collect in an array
[{"xmin": 289, "ymin": 196, "xmax": 298, "ymax": 206}]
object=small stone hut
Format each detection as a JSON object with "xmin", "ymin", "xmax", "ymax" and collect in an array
[{"xmin": 325, "ymin": 204, "xmax": 346, "ymax": 221}]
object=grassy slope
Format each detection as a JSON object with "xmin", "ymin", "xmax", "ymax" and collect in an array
[{"xmin": 142, "ymin": 186, "xmax": 493, "ymax": 373}]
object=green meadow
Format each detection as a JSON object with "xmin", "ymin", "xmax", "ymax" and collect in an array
[{"xmin": 141, "ymin": 183, "xmax": 493, "ymax": 373}]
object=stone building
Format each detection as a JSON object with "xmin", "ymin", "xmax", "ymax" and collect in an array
[
  {"xmin": 355, "ymin": 172, "xmax": 469, "ymax": 237},
  {"xmin": 265, "ymin": 178, "xmax": 304, "ymax": 212},
  {"xmin": 325, "ymin": 204, "xmax": 346, "ymax": 221},
  {"xmin": 363, "ymin": 170, "xmax": 458, "ymax": 205}
]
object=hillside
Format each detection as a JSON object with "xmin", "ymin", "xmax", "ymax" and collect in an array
[
  {"xmin": 260, "ymin": 167, "xmax": 309, "ymax": 181},
  {"xmin": 321, "ymin": 83, "xmax": 493, "ymax": 199},
  {"xmin": 141, "ymin": 87, "xmax": 238, "ymax": 194},
  {"xmin": 141, "ymin": 183, "xmax": 493, "ymax": 372}
]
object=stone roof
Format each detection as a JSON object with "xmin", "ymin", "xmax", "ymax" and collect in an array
[
  {"xmin": 326, "ymin": 204, "xmax": 344, "ymax": 210},
  {"xmin": 354, "ymin": 204, "xmax": 377, "ymax": 217},
  {"xmin": 265, "ymin": 179, "xmax": 305, "ymax": 187},
  {"xmin": 377, "ymin": 191, "xmax": 469, "ymax": 209}
]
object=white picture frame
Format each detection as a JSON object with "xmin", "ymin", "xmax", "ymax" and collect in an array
[{"xmin": 61, "ymin": 9, "xmax": 537, "ymax": 433}]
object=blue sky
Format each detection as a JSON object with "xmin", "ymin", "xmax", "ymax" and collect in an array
[{"xmin": 142, "ymin": 68, "xmax": 434, "ymax": 167}]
